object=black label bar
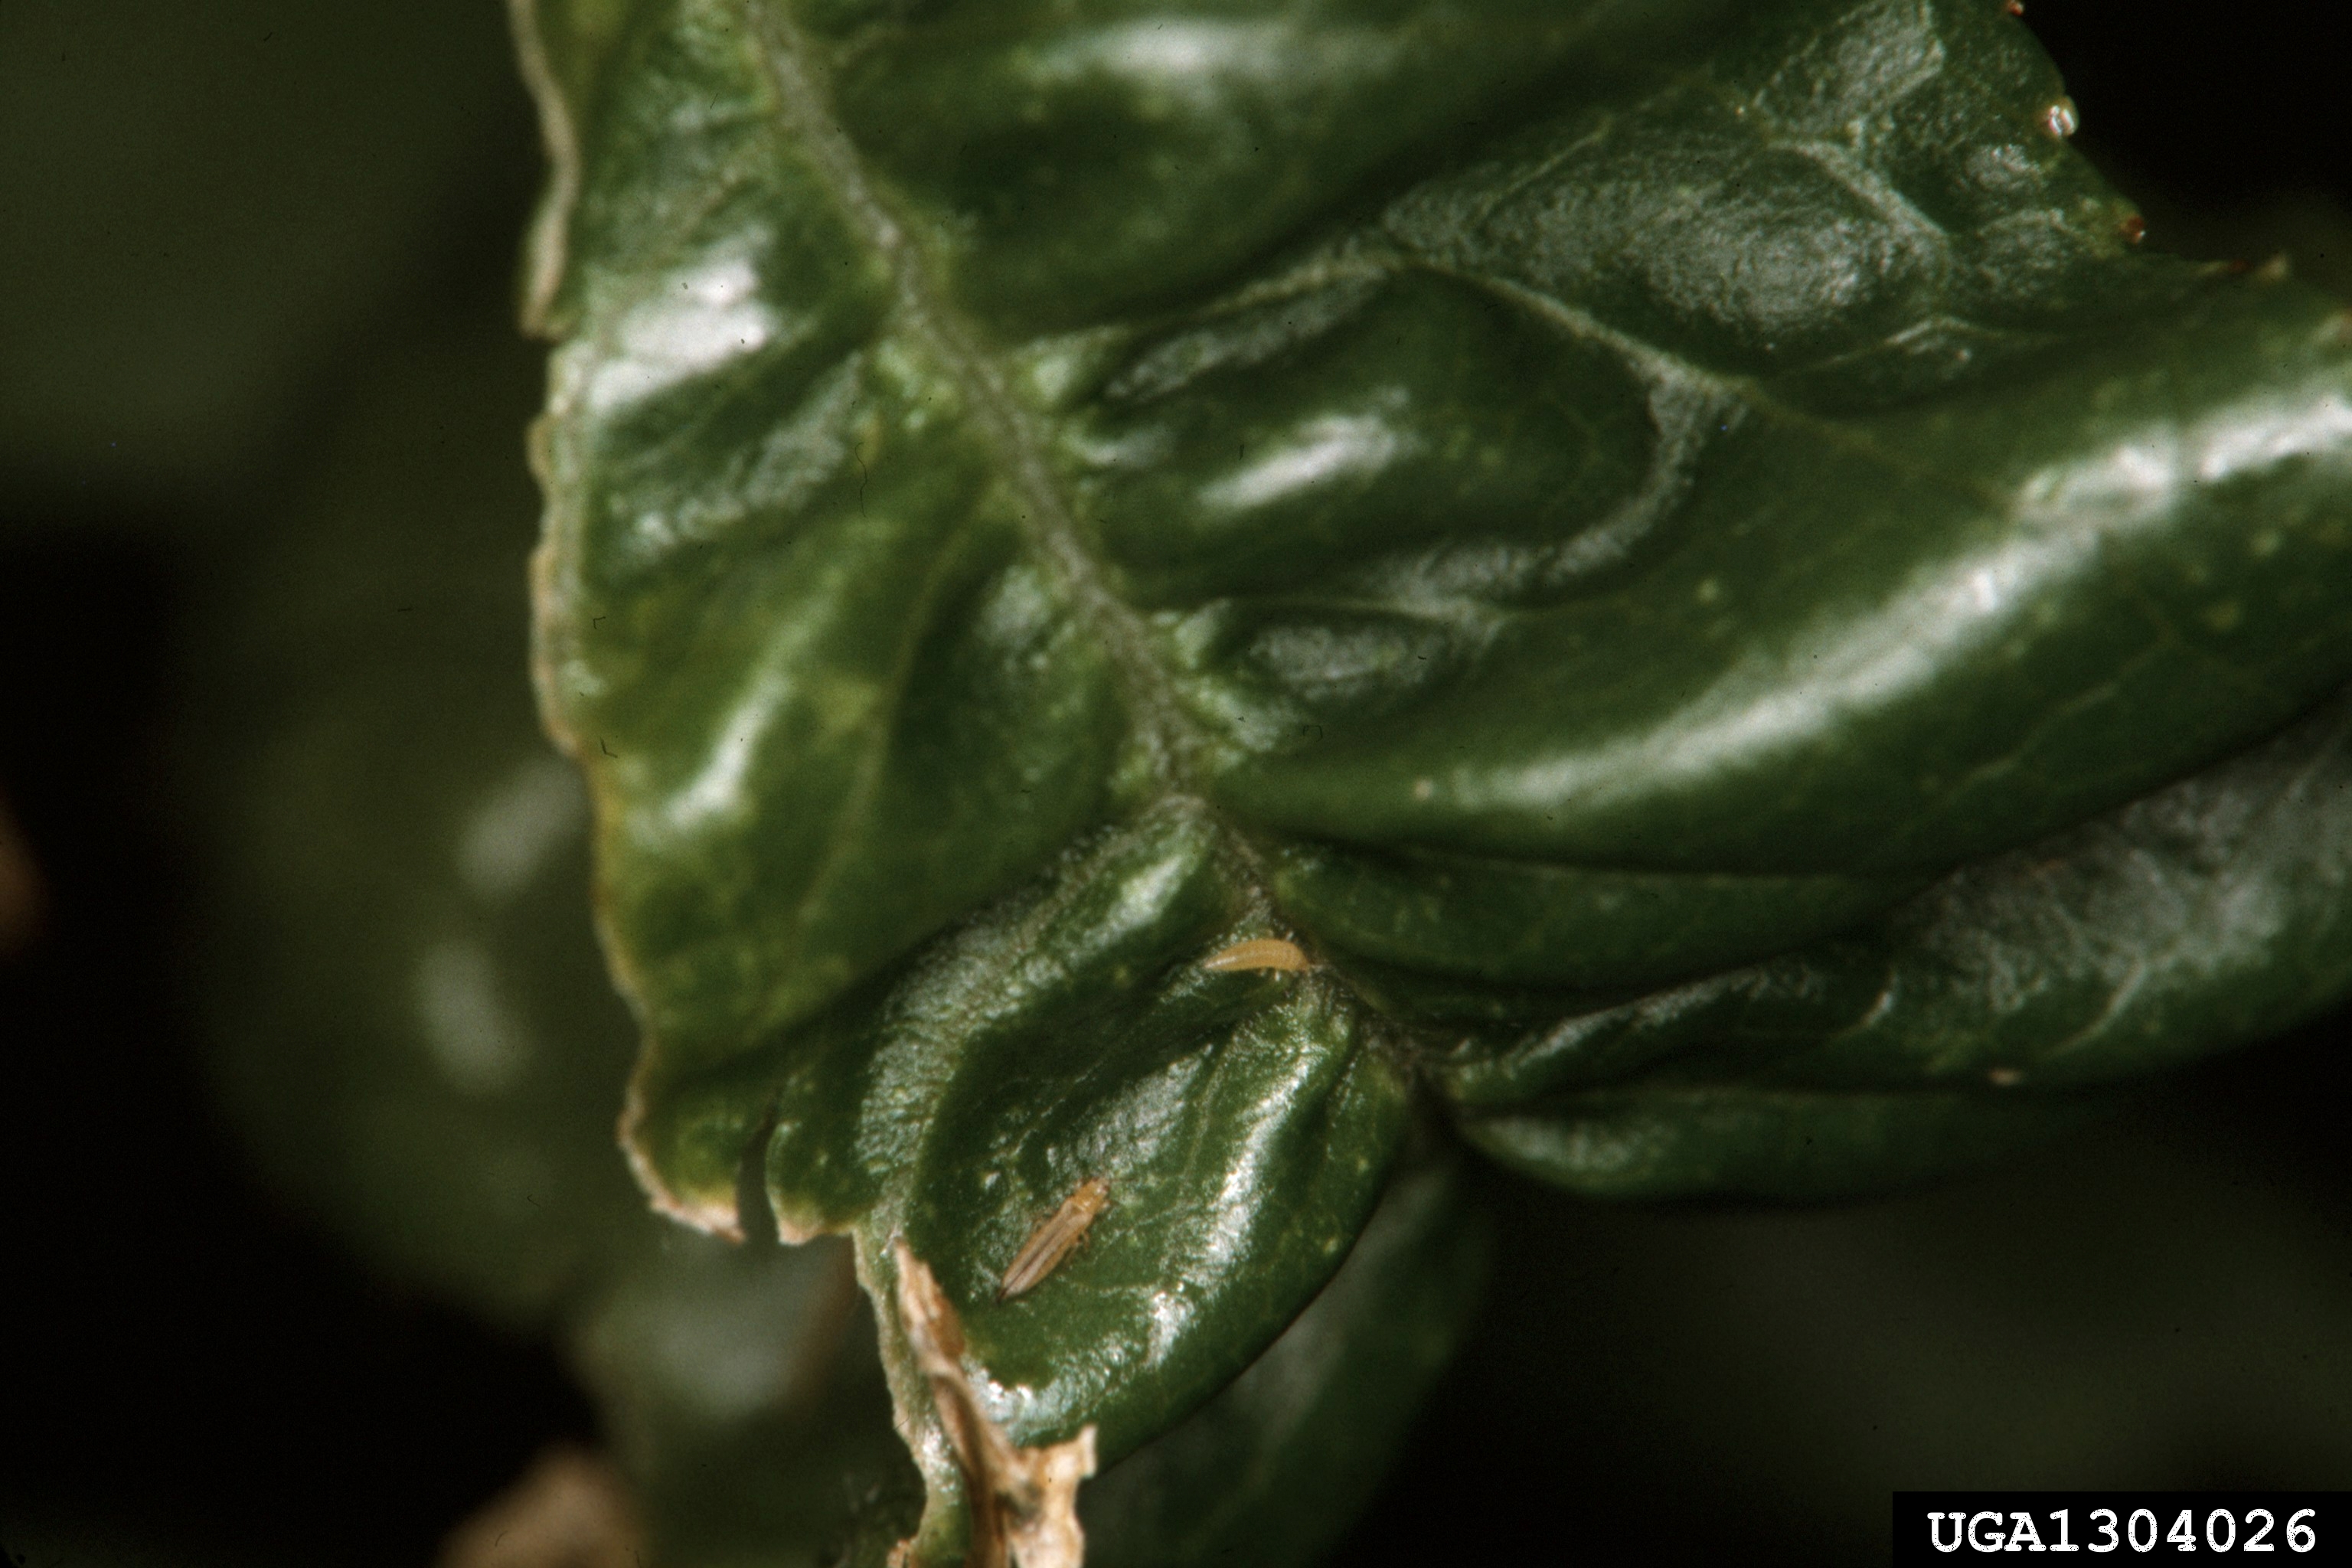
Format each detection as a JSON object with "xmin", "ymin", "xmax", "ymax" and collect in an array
[{"xmin": 1893, "ymin": 1494, "xmax": 2346, "ymax": 1565}]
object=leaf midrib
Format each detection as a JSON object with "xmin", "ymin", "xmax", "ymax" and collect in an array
[
  {"xmin": 727, "ymin": 0, "xmax": 2210, "ymax": 1040},
  {"xmin": 736, "ymin": 0, "xmax": 2136, "ymax": 822},
  {"xmin": 740, "ymin": 0, "xmax": 1213, "ymax": 805}
]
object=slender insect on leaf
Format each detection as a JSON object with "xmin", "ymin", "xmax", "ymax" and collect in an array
[
  {"xmin": 897, "ymin": 1242, "xmax": 1099, "ymax": 1568},
  {"xmin": 511, "ymin": 0, "xmax": 2352, "ymax": 1553},
  {"xmin": 1199, "ymin": 938, "xmax": 1314, "ymax": 975},
  {"xmin": 997, "ymin": 1178, "xmax": 1113, "ymax": 1302}
]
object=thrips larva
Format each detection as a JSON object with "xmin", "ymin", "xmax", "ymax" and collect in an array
[
  {"xmin": 1199, "ymin": 937, "xmax": 1312, "ymax": 974},
  {"xmin": 997, "ymin": 1177, "xmax": 1112, "ymax": 1302}
]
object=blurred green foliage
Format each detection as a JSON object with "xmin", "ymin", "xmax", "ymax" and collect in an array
[
  {"xmin": 0, "ymin": 0, "xmax": 529, "ymax": 511},
  {"xmin": 4, "ymin": 2, "xmax": 2352, "ymax": 1565}
]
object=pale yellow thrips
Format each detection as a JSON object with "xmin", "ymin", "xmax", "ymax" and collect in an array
[
  {"xmin": 1198, "ymin": 937, "xmax": 1312, "ymax": 973},
  {"xmin": 996, "ymin": 1176, "xmax": 1113, "ymax": 1302}
]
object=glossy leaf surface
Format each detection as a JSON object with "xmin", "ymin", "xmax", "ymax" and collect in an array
[
  {"xmin": 188, "ymin": 311, "xmax": 1449, "ymax": 1568},
  {"xmin": 743, "ymin": 801, "xmax": 1412, "ymax": 1460},
  {"xmin": 1445, "ymin": 684, "xmax": 2352, "ymax": 1198},
  {"xmin": 1077, "ymin": 1154, "xmax": 1486, "ymax": 1568},
  {"xmin": 517, "ymin": 0, "xmax": 2352, "ymax": 1543}
]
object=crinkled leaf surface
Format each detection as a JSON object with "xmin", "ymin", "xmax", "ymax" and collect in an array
[
  {"xmin": 836, "ymin": 1149, "xmax": 1483, "ymax": 1568},
  {"xmin": 517, "ymin": 0, "xmax": 2352, "ymax": 1538},
  {"xmin": 188, "ymin": 309, "xmax": 1458, "ymax": 1568},
  {"xmin": 1445, "ymin": 682, "xmax": 2352, "ymax": 1198}
]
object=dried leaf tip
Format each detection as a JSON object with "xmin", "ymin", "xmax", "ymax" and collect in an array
[
  {"xmin": 619, "ymin": 1083, "xmax": 745, "ymax": 1241},
  {"xmin": 998, "ymin": 1178, "xmax": 1112, "ymax": 1302},
  {"xmin": 892, "ymin": 1241, "xmax": 1097, "ymax": 1568},
  {"xmin": 1199, "ymin": 937, "xmax": 1312, "ymax": 973},
  {"xmin": 436, "ymin": 1446, "xmax": 642, "ymax": 1568}
]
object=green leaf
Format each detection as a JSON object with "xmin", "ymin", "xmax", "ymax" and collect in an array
[
  {"xmin": 569, "ymin": 1233, "xmax": 920, "ymax": 1568},
  {"xmin": 181, "ymin": 315, "xmax": 920, "ymax": 1565},
  {"xmin": 748, "ymin": 800, "xmax": 1413, "ymax": 1462},
  {"xmin": 517, "ymin": 0, "xmax": 2352, "ymax": 1540},
  {"xmin": 0, "ymin": 0, "xmax": 529, "ymax": 507},
  {"xmin": 185, "ymin": 305, "xmax": 1451, "ymax": 1568},
  {"xmin": 192, "ymin": 324, "xmax": 644, "ymax": 1329},
  {"xmin": 1444, "ymin": 684, "xmax": 2352, "ymax": 1198},
  {"xmin": 1079, "ymin": 1152, "xmax": 1487, "ymax": 1568}
]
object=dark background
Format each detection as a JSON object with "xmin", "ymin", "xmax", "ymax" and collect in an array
[{"xmin": 3, "ymin": 3, "xmax": 2348, "ymax": 1564}]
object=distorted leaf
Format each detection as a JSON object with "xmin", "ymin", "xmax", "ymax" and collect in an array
[
  {"xmin": 890, "ymin": 1242, "xmax": 1099, "ymax": 1568},
  {"xmin": 516, "ymin": 0, "xmax": 2352, "ymax": 1542},
  {"xmin": 184, "ymin": 303, "xmax": 1447, "ymax": 1568},
  {"xmin": 1443, "ymin": 687, "xmax": 2352, "ymax": 1197}
]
